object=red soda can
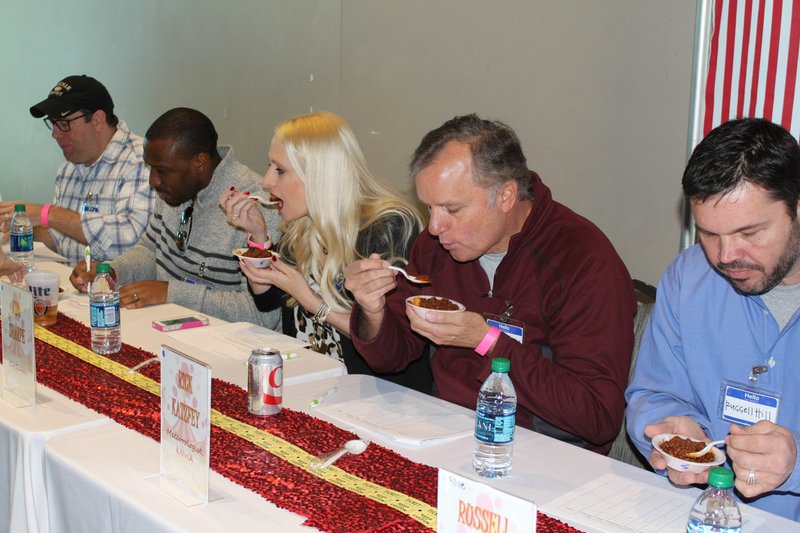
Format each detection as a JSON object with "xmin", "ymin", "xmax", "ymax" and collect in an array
[{"xmin": 247, "ymin": 347, "xmax": 283, "ymax": 415}]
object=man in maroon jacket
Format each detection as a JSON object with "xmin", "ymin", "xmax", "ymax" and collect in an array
[{"xmin": 344, "ymin": 114, "xmax": 635, "ymax": 454}]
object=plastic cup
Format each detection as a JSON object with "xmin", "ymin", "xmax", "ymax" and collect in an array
[{"xmin": 26, "ymin": 271, "xmax": 59, "ymax": 326}]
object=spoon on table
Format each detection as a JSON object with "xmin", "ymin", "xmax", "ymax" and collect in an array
[
  {"xmin": 388, "ymin": 265, "xmax": 431, "ymax": 284},
  {"xmin": 309, "ymin": 439, "xmax": 370, "ymax": 470},
  {"xmin": 686, "ymin": 439, "xmax": 726, "ymax": 458}
]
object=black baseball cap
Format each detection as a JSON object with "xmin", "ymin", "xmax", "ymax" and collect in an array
[{"xmin": 29, "ymin": 75, "xmax": 114, "ymax": 119}]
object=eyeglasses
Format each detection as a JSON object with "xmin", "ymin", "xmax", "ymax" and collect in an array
[
  {"xmin": 43, "ymin": 112, "xmax": 91, "ymax": 133},
  {"xmin": 174, "ymin": 203, "xmax": 194, "ymax": 253}
]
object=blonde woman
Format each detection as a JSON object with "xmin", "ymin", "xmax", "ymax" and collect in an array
[{"xmin": 221, "ymin": 112, "xmax": 432, "ymax": 391}]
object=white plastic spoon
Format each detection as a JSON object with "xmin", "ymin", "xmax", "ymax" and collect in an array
[
  {"xmin": 686, "ymin": 439, "xmax": 726, "ymax": 458},
  {"xmin": 388, "ymin": 265, "xmax": 431, "ymax": 284},
  {"xmin": 309, "ymin": 439, "xmax": 369, "ymax": 470},
  {"xmin": 248, "ymin": 195, "xmax": 281, "ymax": 206}
]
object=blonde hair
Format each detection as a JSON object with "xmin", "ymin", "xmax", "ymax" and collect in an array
[{"xmin": 275, "ymin": 111, "xmax": 422, "ymax": 312}]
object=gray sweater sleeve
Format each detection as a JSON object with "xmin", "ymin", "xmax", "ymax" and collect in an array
[
  {"xmin": 110, "ymin": 226, "xmax": 158, "ymax": 282},
  {"xmin": 167, "ymin": 275, "xmax": 279, "ymax": 329}
]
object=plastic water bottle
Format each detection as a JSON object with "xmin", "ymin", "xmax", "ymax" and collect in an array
[
  {"xmin": 473, "ymin": 357, "xmax": 516, "ymax": 478},
  {"xmin": 90, "ymin": 263, "xmax": 121, "ymax": 354},
  {"xmin": 9, "ymin": 204, "xmax": 34, "ymax": 272},
  {"xmin": 687, "ymin": 467, "xmax": 742, "ymax": 532}
]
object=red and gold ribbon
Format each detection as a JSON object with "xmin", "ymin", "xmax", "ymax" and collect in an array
[{"xmin": 1, "ymin": 314, "xmax": 581, "ymax": 532}]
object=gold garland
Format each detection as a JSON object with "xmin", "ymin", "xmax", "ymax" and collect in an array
[{"xmin": 34, "ymin": 325, "xmax": 437, "ymax": 528}]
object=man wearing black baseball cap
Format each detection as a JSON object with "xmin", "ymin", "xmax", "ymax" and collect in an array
[{"xmin": 0, "ymin": 75, "xmax": 154, "ymax": 265}]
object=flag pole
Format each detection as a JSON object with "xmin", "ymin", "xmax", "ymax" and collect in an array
[{"xmin": 681, "ymin": 0, "xmax": 715, "ymax": 251}]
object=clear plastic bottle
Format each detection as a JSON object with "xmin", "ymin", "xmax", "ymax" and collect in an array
[
  {"xmin": 90, "ymin": 263, "xmax": 121, "ymax": 354},
  {"xmin": 9, "ymin": 204, "xmax": 34, "ymax": 272},
  {"xmin": 687, "ymin": 467, "xmax": 742, "ymax": 533},
  {"xmin": 473, "ymin": 357, "xmax": 516, "ymax": 478}
]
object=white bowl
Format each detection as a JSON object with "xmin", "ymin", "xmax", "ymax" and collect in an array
[
  {"xmin": 652, "ymin": 433, "xmax": 726, "ymax": 473},
  {"xmin": 232, "ymin": 248, "xmax": 279, "ymax": 269},
  {"xmin": 405, "ymin": 295, "xmax": 466, "ymax": 318}
]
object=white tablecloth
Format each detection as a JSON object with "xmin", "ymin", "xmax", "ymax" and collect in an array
[
  {"xmin": 0, "ymin": 389, "xmax": 110, "ymax": 533},
  {"xmin": 41, "ymin": 375, "xmax": 799, "ymax": 533},
  {"xmin": 1, "ymin": 260, "xmax": 344, "ymax": 533}
]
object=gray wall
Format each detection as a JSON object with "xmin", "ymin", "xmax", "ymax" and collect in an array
[{"xmin": 0, "ymin": 0, "xmax": 696, "ymax": 285}]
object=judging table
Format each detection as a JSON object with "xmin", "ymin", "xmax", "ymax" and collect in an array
[
  {"xmin": 38, "ymin": 375, "xmax": 799, "ymax": 532},
  {"xmin": 0, "ymin": 256, "xmax": 345, "ymax": 533},
  {"xmin": 2, "ymin": 248, "xmax": 797, "ymax": 532}
]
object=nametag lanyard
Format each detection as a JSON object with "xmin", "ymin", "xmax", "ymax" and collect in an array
[
  {"xmin": 718, "ymin": 365, "xmax": 782, "ymax": 426},
  {"xmin": 184, "ymin": 261, "xmax": 214, "ymax": 291},
  {"xmin": 485, "ymin": 300, "xmax": 524, "ymax": 343},
  {"xmin": 80, "ymin": 190, "xmax": 100, "ymax": 214}
]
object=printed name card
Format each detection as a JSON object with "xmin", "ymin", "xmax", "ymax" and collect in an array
[
  {"xmin": 1, "ymin": 281, "xmax": 36, "ymax": 407},
  {"xmin": 437, "ymin": 469, "xmax": 536, "ymax": 533},
  {"xmin": 159, "ymin": 344, "xmax": 212, "ymax": 506}
]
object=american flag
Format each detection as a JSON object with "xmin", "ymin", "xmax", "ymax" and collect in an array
[{"xmin": 704, "ymin": 0, "xmax": 800, "ymax": 137}]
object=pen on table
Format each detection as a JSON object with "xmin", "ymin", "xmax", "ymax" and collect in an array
[
  {"xmin": 309, "ymin": 387, "xmax": 337, "ymax": 409},
  {"xmin": 85, "ymin": 245, "xmax": 91, "ymax": 272}
]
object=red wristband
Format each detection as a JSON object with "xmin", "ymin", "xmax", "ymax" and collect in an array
[
  {"xmin": 475, "ymin": 326, "xmax": 502, "ymax": 357},
  {"xmin": 41, "ymin": 204, "xmax": 52, "ymax": 227}
]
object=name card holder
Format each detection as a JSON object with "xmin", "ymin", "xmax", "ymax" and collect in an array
[
  {"xmin": 1, "ymin": 281, "xmax": 36, "ymax": 407},
  {"xmin": 158, "ymin": 344, "xmax": 214, "ymax": 506},
  {"xmin": 437, "ymin": 469, "xmax": 536, "ymax": 533}
]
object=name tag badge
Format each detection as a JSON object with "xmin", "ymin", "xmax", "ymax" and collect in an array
[
  {"xmin": 486, "ymin": 318, "xmax": 523, "ymax": 343},
  {"xmin": 718, "ymin": 380, "xmax": 780, "ymax": 426},
  {"xmin": 184, "ymin": 277, "xmax": 214, "ymax": 291}
]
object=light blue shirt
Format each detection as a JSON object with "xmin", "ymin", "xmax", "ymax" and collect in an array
[
  {"xmin": 626, "ymin": 244, "xmax": 800, "ymax": 521},
  {"xmin": 50, "ymin": 120, "xmax": 153, "ymax": 264}
]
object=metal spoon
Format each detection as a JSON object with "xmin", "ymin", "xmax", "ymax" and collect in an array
[
  {"xmin": 388, "ymin": 265, "xmax": 431, "ymax": 284},
  {"xmin": 686, "ymin": 439, "xmax": 726, "ymax": 458},
  {"xmin": 309, "ymin": 439, "xmax": 369, "ymax": 470}
]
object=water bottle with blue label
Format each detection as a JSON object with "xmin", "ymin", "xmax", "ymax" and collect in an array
[
  {"xmin": 473, "ymin": 357, "xmax": 516, "ymax": 478},
  {"xmin": 9, "ymin": 204, "xmax": 34, "ymax": 272},
  {"xmin": 90, "ymin": 263, "xmax": 121, "ymax": 354}
]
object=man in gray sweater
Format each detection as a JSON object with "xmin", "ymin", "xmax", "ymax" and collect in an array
[{"xmin": 70, "ymin": 107, "xmax": 281, "ymax": 330}]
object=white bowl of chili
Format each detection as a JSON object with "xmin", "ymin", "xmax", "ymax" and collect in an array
[
  {"xmin": 233, "ymin": 248, "xmax": 279, "ymax": 269},
  {"xmin": 652, "ymin": 433, "xmax": 726, "ymax": 473},
  {"xmin": 406, "ymin": 295, "xmax": 465, "ymax": 318}
]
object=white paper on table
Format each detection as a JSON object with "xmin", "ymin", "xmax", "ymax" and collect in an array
[
  {"xmin": 166, "ymin": 322, "xmax": 307, "ymax": 360},
  {"xmin": 317, "ymin": 390, "xmax": 474, "ymax": 446},
  {"xmin": 541, "ymin": 473, "xmax": 765, "ymax": 533}
]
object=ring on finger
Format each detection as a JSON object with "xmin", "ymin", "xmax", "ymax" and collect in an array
[
  {"xmin": 133, "ymin": 292, "xmax": 140, "ymax": 302},
  {"xmin": 232, "ymin": 214, "xmax": 240, "ymax": 221},
  {"xmin": 747, "ymin": 469, "xmax": 756, "ymax": 486}
]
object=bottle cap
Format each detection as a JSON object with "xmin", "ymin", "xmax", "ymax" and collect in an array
[
  {"xmin": 14, "ymin": 204, "xmax": 25, "ymax": 212},
  {"xmin": 707, "ymin": 466, "xmax": 734, "ymax": 488},
  {"xmin": 491, "ymin": 357, "xmax": 510, "ymax": 373},
  {"xmin": 95, "ymin": 263, "xmax": 111, "ymax": 273}
]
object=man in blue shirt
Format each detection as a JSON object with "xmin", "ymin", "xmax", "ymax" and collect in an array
[{"xmin": 626, "ymin": 118, "xmax": 800, "ymax": 521}]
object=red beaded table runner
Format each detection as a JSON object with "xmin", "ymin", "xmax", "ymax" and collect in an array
[{"xmin": 0, "ymin": 314, "xmax": 582, "ymax": 533}]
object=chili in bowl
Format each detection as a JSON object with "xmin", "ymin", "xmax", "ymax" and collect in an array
[
  {"xmin": 652, "ymin": 433, "xmax": 726, "ymax": 473},
  {"xmin": 406, "ymin": 295, "xmax": 466, "ymax": 318}
]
